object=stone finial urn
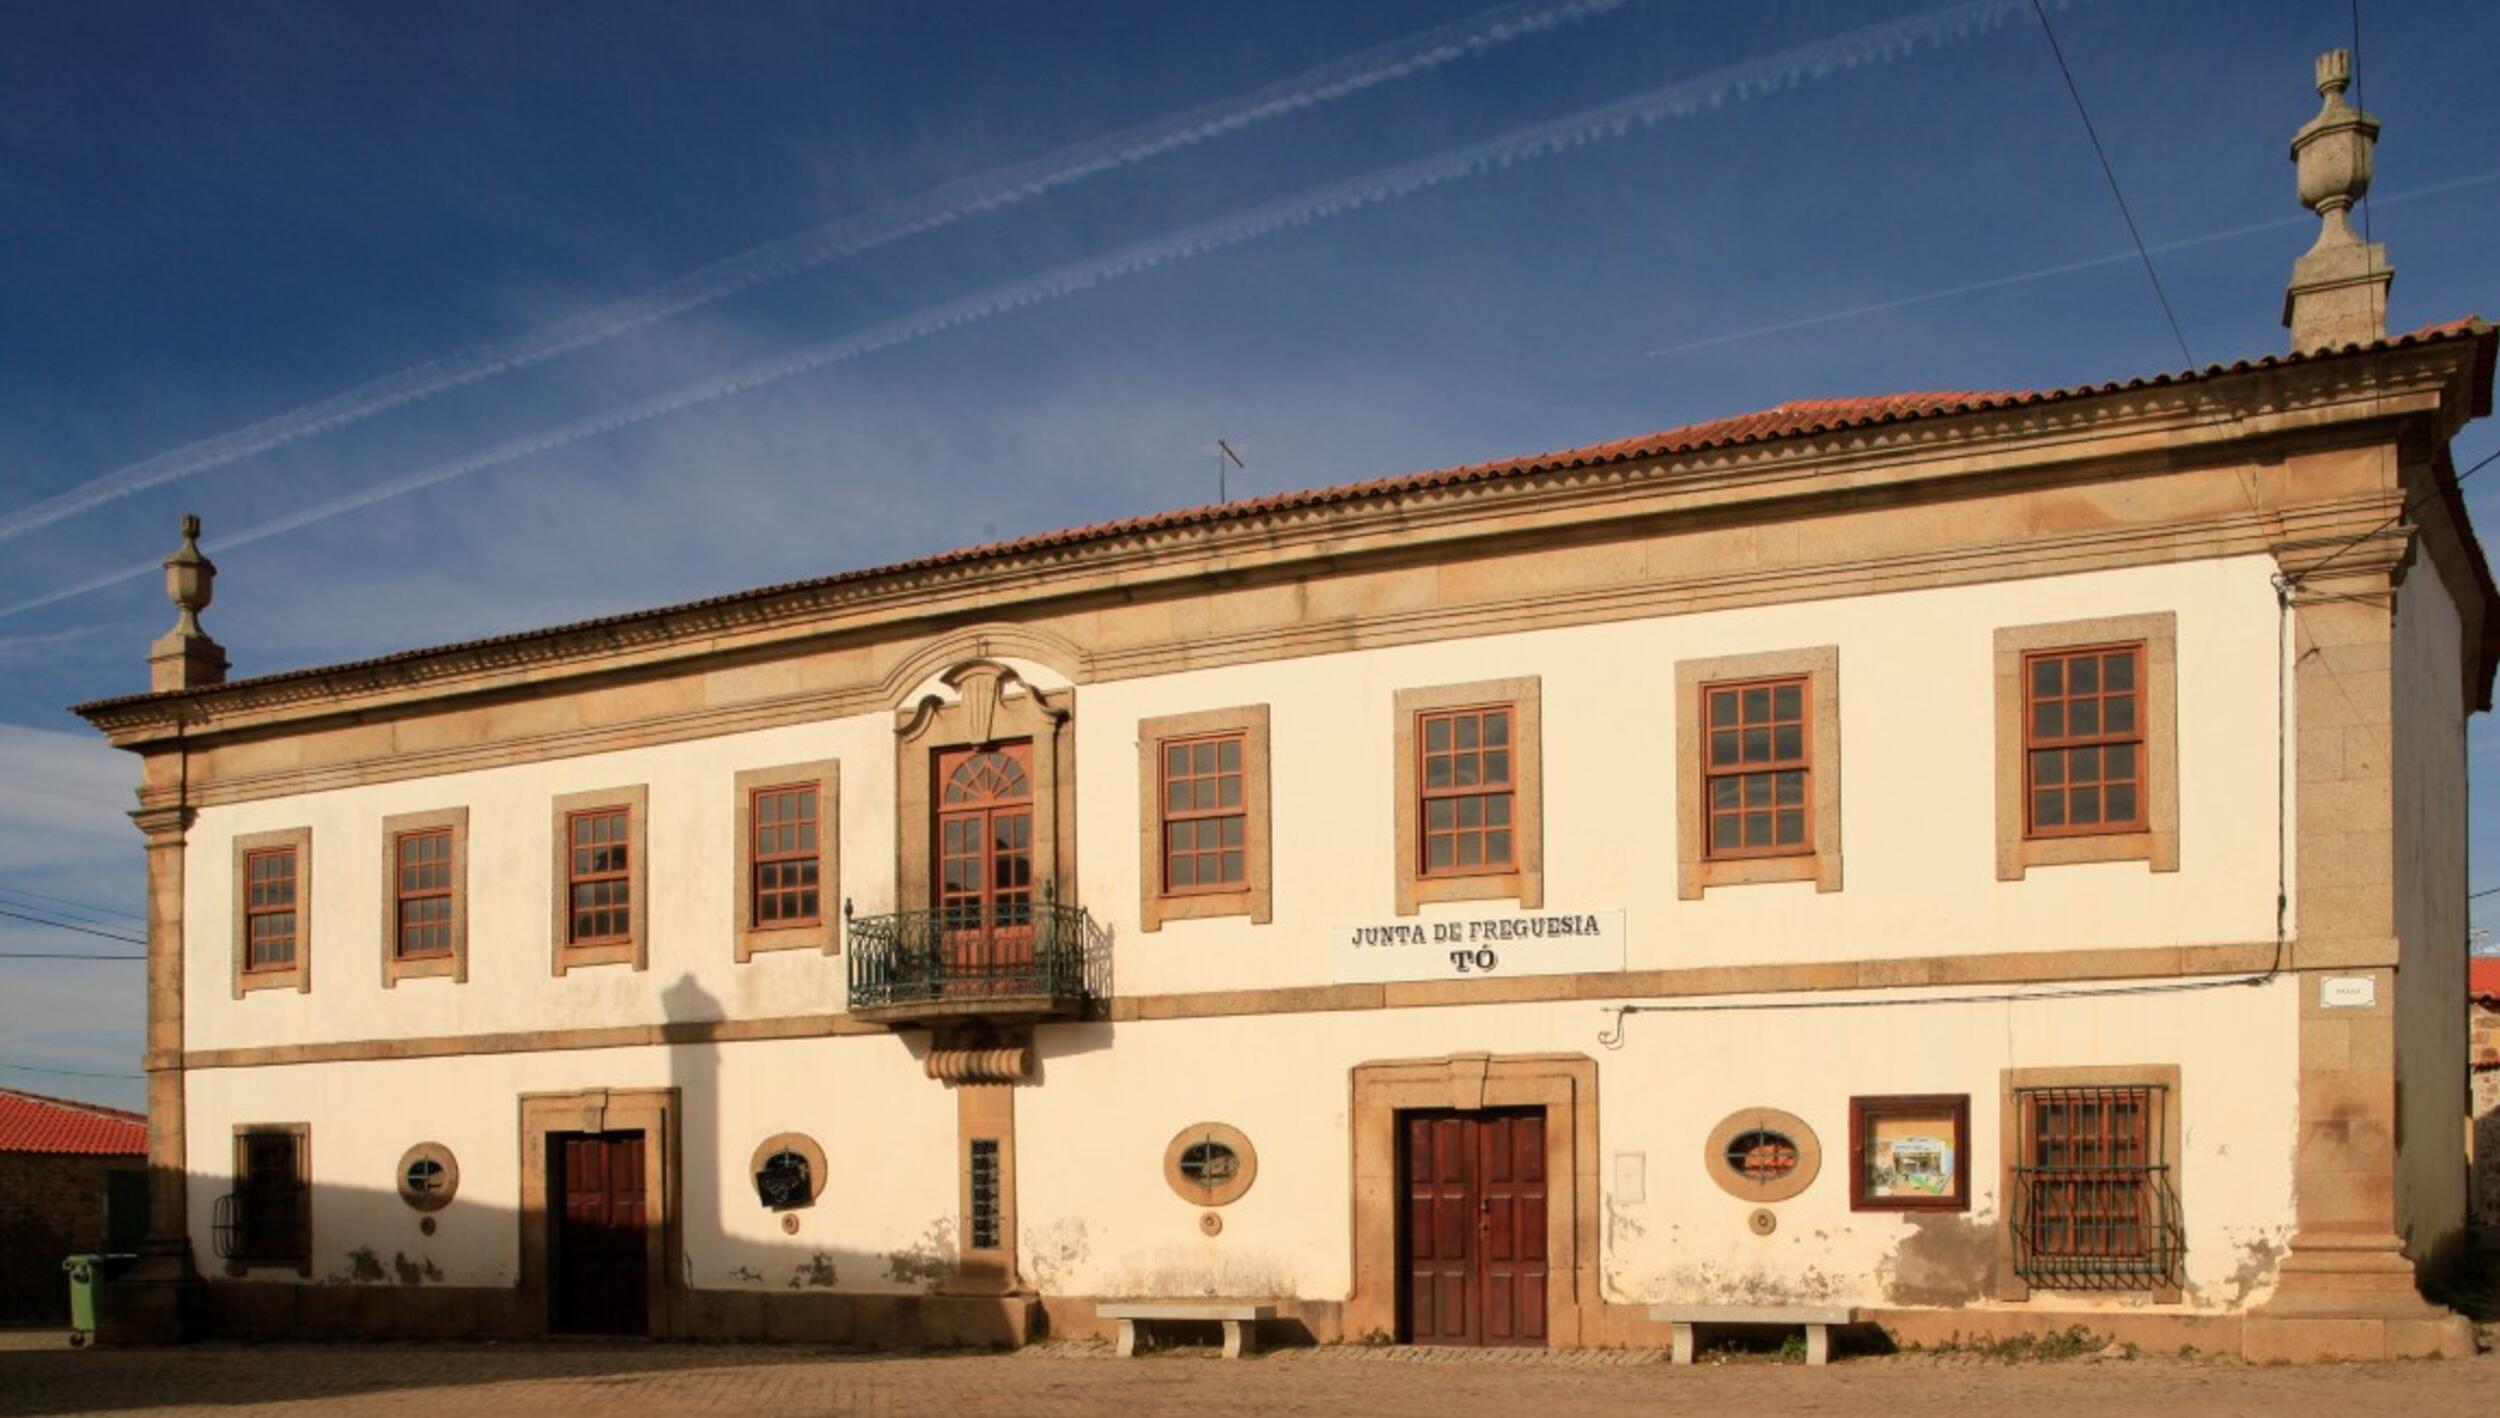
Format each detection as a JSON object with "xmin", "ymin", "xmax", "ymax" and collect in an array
[
  {"xmin": 2282, "ymin": 48, "xmax": 2391, "ymax": 352},
  {"xmin": 148, "ymin": 513, "xmax": 228, "ymax": 691},
  {"xmin": 162, "ymin": 513, "xmax": 216, "ymax": 635}
]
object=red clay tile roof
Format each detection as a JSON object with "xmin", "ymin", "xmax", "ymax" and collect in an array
[
  {"xmin": 2471, "ymin": 956, "xmax": 2500, "ymax": 1008},
  {"xmin": 71, "ymin": 319, "xmax": 2496, "ymax": 718},
  {"xmin": 0, "ymin": 1087, "xmax": 145, "ymax": 1157}
]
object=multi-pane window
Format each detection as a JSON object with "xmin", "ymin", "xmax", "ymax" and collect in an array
[
  {"xmin": 2023, "ymin": 644, "xmax": 2145, "ymax": 836},
  {"xmin": 2011, "ymin": 1083, "xmax": 2180, "ymax": 1289},
  {"xmin": 243, "ymin": 847, "xmax": 298, "ymax": 972},
  {"xmin": 749, "ymin": 784, "xmax": 821, "ymax": 928},
  {"xmin": 1418, "ymin": 706, "xmax": 1514, "ymax": 875},
  {"xmin": 566, "ymin": 807, "xmax": 633, "ymax": 946},
  {"xmin": 229, "ymin": 1129, "xmax": 308, "ymax": 1266},
  {"xmin": 393, "ymin": 829, "xmax": 453, "ymax": 959},
  {"xmin": 1161, "ymin": 734, "xmax": 1246, "ymax": 893},
  {"xmin": 1704, "ymin": 676, "xmax": 1810, "ymax": 857}
]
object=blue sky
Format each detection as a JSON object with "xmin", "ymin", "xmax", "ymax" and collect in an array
[{"xmin": 4, "ymin": 0, "xmax": 2497, "ymax": 1108}]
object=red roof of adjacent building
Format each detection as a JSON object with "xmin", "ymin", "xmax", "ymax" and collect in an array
[
  {"xmin": 0, "ymin": 1087, "xmax": 146, "ymax": 1157},
  {"xmin": 2471, "ymin": 956, "xmax": 2500, "ymax": 1008}
]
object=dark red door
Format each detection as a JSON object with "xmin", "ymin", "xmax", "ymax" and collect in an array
[
  {"xmin": 1399, "ymin": 1108, "xmax": 1548, "ymax": 1346},
  {"xmin": 552, "ymin": 1132, "xmax": 648, "ymax": 1336}
]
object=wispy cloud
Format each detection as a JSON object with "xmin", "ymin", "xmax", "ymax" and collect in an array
[
  {"xmin": 0, "ymin": 0, "xmax": 2042, "ymax": 623},
  {"xmin": 0, "ymin": 0, "xmax": 1636, "ymax": 546},
  {"xmin": 0, "ymin": 625, "xmax": 103, "ymax": 661}
]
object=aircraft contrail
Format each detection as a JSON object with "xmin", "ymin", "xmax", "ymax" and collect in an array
[
  {"xmin": 0, "ymin": 0, "xmax": 2040, "ymax": 623},
  {"xmin": 0, "ymin": 0, "xmax": 1637, "ymax": 546},
  {"xmin": 1646, "ymin": 168, "xmax": 2500, "ymax": 358}
]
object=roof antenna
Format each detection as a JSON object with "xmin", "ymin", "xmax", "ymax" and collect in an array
[{"xmin": 1214, "ymin": 439, "xmax": 1246, "ymax": 503}]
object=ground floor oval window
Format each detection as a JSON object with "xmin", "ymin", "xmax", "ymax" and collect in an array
[
  {"xmin": 750, "ymin": 1131, "xmax": 827, "ymax": 1210},
  {"xmin": 397, "ymin": 1142, "xmax": 459, "ymax": 1212},
  {"xmin": 1702, "ymin": 1108, "xmax": 1820, "ymax": 1203},
  {"xmin": 1164, "ymin": 1122, "xmax": 1257, "ymax": 1206}
]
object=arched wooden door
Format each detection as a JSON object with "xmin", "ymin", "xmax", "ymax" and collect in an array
[{"xmin": 934, "ymin": 742, "xmax": 1036, "ymax": 985}]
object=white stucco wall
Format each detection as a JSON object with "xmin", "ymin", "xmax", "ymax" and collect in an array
[{"xmin": 182, "ymin": 555, "xmax": 2287, "ymax": 1052}]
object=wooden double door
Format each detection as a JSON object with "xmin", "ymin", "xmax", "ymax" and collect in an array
[
  {"xmin": 551, "ymin": 1131, "xmax": 648, "ymax": 1336},
  {"xmin": 1399, "ymin": 1108, "xmax": 1549, "ymax": 1346},
  {"xmin": 934, "ymin": 742, "xmax": 1037, "ymax": 982}
]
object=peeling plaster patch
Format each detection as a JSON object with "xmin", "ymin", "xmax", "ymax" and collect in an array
[
  {"xmin": 331, "ymin": 1247, "xmax": 388, "ymax": 1285},
  {"xmin": 1650, "ymin": 1263, "xmax": 1841, "ymax": 1306},
  {"xmin": 790, "ymin": 1252, "xmax": 838, "ymax": 1290},
  {"xmin": 885, "ymin": 1216, "xmax": 958, "ymax": 1290},
  {"xmin": 1878, "ymin": 1212, "xmax": 1994, "ymax": 1307},
  {"xmin": 1023, "ymin": 1218, "xmax": 1089, "ymax": 1293},
  {"xmin": 2195, "ymin": 1231, "xmax": 2285, "ymax": 1307},
  {"xmin": 390, "ymin": 1252, "xmax": 442, "ymax": 1285},
  {"xmin": 729, "ymin": 1266, "xmax": 763, "ymax": 1284}
]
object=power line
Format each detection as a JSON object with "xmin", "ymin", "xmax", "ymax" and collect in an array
[
  {"xmin": 0, "ymin": 1061, "xmax": 143, "ymax": 1081},
  {"xmin": 2350, "ymin": 0, "xmax": 2372, "ymax": 247},
  {"xmin": 2026, "ymin": 0, "xmax": 2196, "ymax": 370},
  {"xmin": 0, "ymin": 883, "xmax": 144, "ymax": 926},
  {"xmin": 0, "ymin": 907, "xmax": 147, "ymax": 947},
  {"xmin": 0, "ymin": 951, "xmax": 145, "ymax": 961},
  {"xmin": 2288, "ymin": 444, "xmax": 2500, "ymax": 590}
]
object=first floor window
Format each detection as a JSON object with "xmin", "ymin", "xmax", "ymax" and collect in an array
[
  {"xmin": 2011, "ymin": 1083, "xmax": 2179, "ymax": 1289},
  {"xmin": 749, "ymin": 783, "xmax": 821, "ymax": 928},
  {"xmin": 1418, "ymin": 704, "xmax": 1514, "ymax": 875},
  {"xmin": 567, "ymin": 806, "xmax": 633, "ymax": 945},
  {"xmin": 393, "ymin": 828, "xmax": 453, "ymax": 959},
  {"xmin": 242, "ymin": 846, "xmax": 298, "ymax": 972},
  {"xmin": 1702, "ymin": 674, "xmax": 1811, "ymax": 857},
  {"xmin": 1161, "ymin": 732, "xmax": 1246, "ymax": 892},
  {"xmin": 2023, "ymin": 643, "xmax": 2146, "ymax": 836}
]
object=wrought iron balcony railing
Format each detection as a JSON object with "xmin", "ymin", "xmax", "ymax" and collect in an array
[{"xmin": 844, "ymin": 892, "xmax": 1109, "ymax": 1021}]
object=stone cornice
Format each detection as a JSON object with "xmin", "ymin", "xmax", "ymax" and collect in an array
[{"xmin": 73, "ymin": 330, "xmax": 2493, "ymax": 750}]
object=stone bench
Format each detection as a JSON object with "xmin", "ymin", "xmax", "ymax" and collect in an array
[
  {"xmin": 1097, "ymin": 1302, "xmax": 1277, "ymax": 1359},
  {"xmin": 1649, "ymin": 1304, "xmax": 1860, "ymax": 1366}
]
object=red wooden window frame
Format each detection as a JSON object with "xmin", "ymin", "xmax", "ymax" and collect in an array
[
  {"xmin": 748, "ymin": 783, "xmax": 822, "ymax": 930},
  {"xmin": 1418, "ymin": 704, "xmax": 1515, "ymax": 878},
  {"xmin": 1160, "ymin": 732, "xmax": 1247, "ymax": 895},
  {"xmin": 1847, "ymin": 1094, "xmax": 1972, "ymax": 1213},
  {"xmin": 1702, "ymin": 674, "xmax": 1812, "ymax": 859},
  {"xmin": 2022, "ymin": 642, "xmax": 2146, "ymax": 838},
  {"xmin": 242, "ymin": 846, "xmax": 299, "ymax": 973},
  {"xmin": 392, "ymin": 828, "xmax": 454, "ymax": 960},
  {"xmin": 565, "ymin": 806, "xmax": 633, "ymax": 947},
  {"xmin": 2013, "ymin": 1084, "xmax": 2169, "ymax": 1276}
]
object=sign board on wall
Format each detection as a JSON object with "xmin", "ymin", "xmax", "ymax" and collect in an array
[{"xmin": 1329, "ymin": 908, "xmax": 1625, "ymax": 984}]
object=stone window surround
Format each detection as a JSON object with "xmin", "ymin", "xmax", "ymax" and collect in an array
[
  {"xmin": 894, "ymin": 661, "xmax": 1075, "ymax": 918},
  {"xmin": 227, "ymin": 1121, "xmax": 311, "ymax": 1277},
  {"xmin": 1675, "ymin": 646, "xmax": 1842, "ymax": 899},
  {"xmin": 749, "ymin": 1130, "xmax": 828, "ymax": 1209},
  {"xmin": 549, "ymin": 784, "xmax": 650, "ymax": 976},
  {"xmin": 1701, "ymin": 1106, "xmax": 1822, "ymax": 1204},
  {"xmin": 1136, "ymin": 705, "xmax": 1273, "ymax": 932},
  {"xmin": 1994, "ymin": 613, "xmax": 2180, "ymax": 879},
  {"xmin": 1392, "ymin": 677, "xmax": 1544, "ymax": 917},
  {"xmin": 380, "ymin": 807, "xmax": 468, "ymax": 987},
  {"xmin": 732, "ymin": 761, "xmax": 841, "ymax": 961},
  {"xmin": 230, "ymin": 827, "xmax": 312, "ymax": 999},
  {"xmin": 1994, "ymin": 1062, "xmax": 2184, "ymax": 1304},
  {"xmin": 396, "ymin": 1140, "xmax": 458, "ymax": 1212},
  {"xmin": 518, "ymin": 1088, "xmax": 682, "ymax": 1336},
  {"xmin": 1163, "ymin": 1121, "xmax": 1259, "ymax": 1207}
]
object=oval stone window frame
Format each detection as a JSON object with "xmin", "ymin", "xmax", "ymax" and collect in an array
[
  {"xmin": 397, "ymin": 1142, "xmax": 459, "ymax": 1213},
  {"xmin": 1163, "ymin": 1122, "xmax": 1257, "ymax": 1207},
  {"xmin": 750, "ymin": 1131, "xmax": 828, "ymax": 1210},
  {"xmin": 1702, "ymin": 1108, "xmax": 1820, "ymax": 1204}
]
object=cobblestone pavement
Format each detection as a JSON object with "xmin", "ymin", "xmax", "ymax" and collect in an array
[{"xmin": 2, "ymin": 1332, "xmax": 2496, "ymax": 1417}]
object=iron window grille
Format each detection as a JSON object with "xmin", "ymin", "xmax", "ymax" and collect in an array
[
  {"xmin": 968, "ymin": 1139, "xmax": 1001, "ymax": 1250},
  {"xmin": 214, "ymin": 1133, "xmax": 308, "ymax": 1266},
  {"xmin": 2010, "ymin": 1083, "xmax": 2183, "ymax": 1290},
  {"xmin": 755, "ymin": 1149, "xmax": 812, "ymax": 1210}
]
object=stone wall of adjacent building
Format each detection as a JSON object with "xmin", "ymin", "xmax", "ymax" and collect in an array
[
  {"xmin": 0, "ymin": 1152, "xmax": 144, "ymax": 1323},
  {"xmin": 2473, "ymin": 999, "xmax": 2499, "ymax": 1232}
]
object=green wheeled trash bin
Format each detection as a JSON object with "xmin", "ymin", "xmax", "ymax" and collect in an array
[{"xmin": 62, "ymin": 1254, "xmax": 138, "ymax": 1348}]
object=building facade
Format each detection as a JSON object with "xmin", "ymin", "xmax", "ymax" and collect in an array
[
  {"xmin": 2474, "ymin": 959, "xmax": 2499, "ymax": 1237},
  {"xmin": 73, "ymin": 55, "xmax": 2496, "ymax": 1361}
]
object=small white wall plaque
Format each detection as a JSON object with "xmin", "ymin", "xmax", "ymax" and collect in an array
[
  {"xmin": 2319, "ymin": 975, "xmax": 2376, "ymax": 1009},
  {"xmin": 1614, "ymin": 1152, "xmax": 1646, "ymax": 1205}
]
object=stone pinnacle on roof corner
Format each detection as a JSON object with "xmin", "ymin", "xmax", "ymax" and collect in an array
[
  {"xmin": 2284, "ymin": 47, "xmax": 2393, "ymax": 354},
  {"xmin": 147, "ymin": 512, "xmax": 226, "ymax": 693}
]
